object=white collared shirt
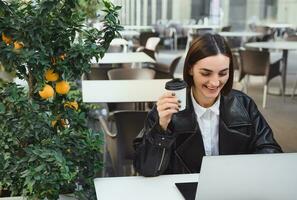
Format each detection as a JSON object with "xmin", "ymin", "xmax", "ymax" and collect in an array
[{"xmin": 191, "ymin": 89, "xmax": 220, "ymax": 156}]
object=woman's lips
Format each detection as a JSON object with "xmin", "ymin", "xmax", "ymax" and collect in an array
[{"xmin": 203, "ymin": 85, "xmax": 220, "ymax": 93}]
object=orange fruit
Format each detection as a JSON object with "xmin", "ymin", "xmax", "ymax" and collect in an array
[
  {"xmin": 13, "ymin": 41, "xmax": 24, "ymax": 49},
  {"xmin": 64, "ymin": 101, "xmax": 78, "ymax": 110},
  {"xmin": 59, "ymin": 53, "xmax": 66, "ymax": 61},
  {"xmin": 51, "ymin": 117, "xmax": 69, "ymax": 128},
  {"xmin": 55, "ymin": 80, "xmax": 70, "ymax": 95},
  {"xmin": 2, "ymin": 33, "xmax": 12, "ymax": 45},
  {"xmin": 61, "ymin": 118, "xmax": 69, "ymax": 127},
  {"xmin": 39, "ymin": 84, "xmax": 54, "ymax": 99},
  {"xmin": 45, "ymin": 69, "xmax": 59, "ymax": 82},
  {"xmin": 51, "ymin": 120, "xmax": 57, "ymax": 127}
]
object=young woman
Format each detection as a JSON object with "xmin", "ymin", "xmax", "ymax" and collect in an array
[{"xmin": 133, "ymin": 34, "xmax": 282, "ymax": 177}]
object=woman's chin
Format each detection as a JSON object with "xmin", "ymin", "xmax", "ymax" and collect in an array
[{"xmin": 201, "ymin": 89, "xmax": 220, "ymax": 100}]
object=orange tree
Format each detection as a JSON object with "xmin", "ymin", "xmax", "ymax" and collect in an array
[{"xmin": 0, "ymin": 0, "xmax": 121, "ymax": 199}]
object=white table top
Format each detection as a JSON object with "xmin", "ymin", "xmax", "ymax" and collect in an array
[
  {"xmin": 245, "ymin": 41, "xmax": 297, "ymax": 50},
  {"xmin": 91, "ymin": 52, "xmax": 156, "ymax": 64},
  {"xmin": 183, "ymin": 24, "xmax": 221, "ymax": 30},
  {"xmin": 259, "ymin": 23, "xmax": 296, "ymax": 29},
  {"xmin": 82, "ymin": 79, "xmax": 170, "ymax": 103},
  {"xmin": 119, "ymin": 30, "xmax": 140, "ymax": 37},
  {"xmin": 94, "ymin": 173, "xmax": 199, "ymax": 200},
  {"xmin": 219, "ymin": 31, "xmax": 262, "ymax": 37},
  {"xmin": 124, "ymin": 25, "xmax": 154, "ymax": 30}
]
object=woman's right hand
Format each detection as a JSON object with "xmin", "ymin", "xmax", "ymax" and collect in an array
[{"xmin": 156, "ymin": 92, "xmax": 180, "ymax": 131}]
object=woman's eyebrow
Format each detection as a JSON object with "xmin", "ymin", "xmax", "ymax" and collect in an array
[
  {"xmin": 220, "ymin": 68, "xmax": 229, "ymax": 72},
  {"xmin": 199, "ymin": 68, "xmax": 213, "ymax": 72},
  {"xmin": 199, "ymin": 67, "xmax": 229, "ymax": 72}
]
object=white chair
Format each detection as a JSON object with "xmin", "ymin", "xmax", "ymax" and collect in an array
[
  {"xmin": 145, "ymin": 37, "xmax": 161, "ymax": 51},
  {"xmin": 136, "ymin": 37, "xmax": 160, "ymax": 52},
  {"xmin": 109, "ymin": 38, "xmax": 129, "ymax": 52},
  {"xmin": 133, "ymin": 37, "xmax": 161, "ymax": 68}
]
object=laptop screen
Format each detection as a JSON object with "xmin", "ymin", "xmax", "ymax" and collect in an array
[{"xmin": 195, "ymin": 153, "xmax": 297, "ymax": 200}]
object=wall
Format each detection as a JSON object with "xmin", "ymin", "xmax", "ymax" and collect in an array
[{"xmin": 277, "ymin": 0, "xmax": 297, "ymax": 25}]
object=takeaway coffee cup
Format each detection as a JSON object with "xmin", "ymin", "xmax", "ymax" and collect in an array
[{"xmin": 165, "ymin": 78, "xmax": 187, "ymax": 111}]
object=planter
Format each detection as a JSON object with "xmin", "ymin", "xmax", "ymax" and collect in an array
[{"xmin": 0, "ymin": 194, "xmax": 77, "ymax": 200}]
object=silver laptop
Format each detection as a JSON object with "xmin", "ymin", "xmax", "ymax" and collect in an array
[{"xmin": 196, "ymin": 153, "xmax": 297, "ymax": 200}]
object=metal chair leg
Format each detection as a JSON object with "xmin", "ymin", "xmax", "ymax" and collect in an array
[
  {"xmin": 263, "ymin": 85, "xmax": 267, "ymax": 108},
  {"xmin": 292, "ymin": 74, "xmax": 297, "ymax": 99}
]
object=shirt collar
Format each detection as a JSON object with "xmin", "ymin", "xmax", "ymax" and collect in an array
[{"xmin": 191, "ymin": 88, "xmax": 220, "ymax": 118}]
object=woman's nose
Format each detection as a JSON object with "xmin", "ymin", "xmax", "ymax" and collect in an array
[{"xmin": 209, "ymin": 79, "xmax": 220, "ymax": 87}]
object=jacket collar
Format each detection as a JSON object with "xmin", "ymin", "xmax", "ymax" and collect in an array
[{"xmin": 219, "ymin": 92, "xmax": 252, "ymax": 127}]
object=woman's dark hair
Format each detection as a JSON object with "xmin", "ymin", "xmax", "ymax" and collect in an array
[{"xmin": 183, "ymin": 33, "xmax": 234, "ymax": 95}]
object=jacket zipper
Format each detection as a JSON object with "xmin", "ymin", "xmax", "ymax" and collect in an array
[{"xmin": 158, "ymin": 148, "xmax": 166, "ymax": 171}]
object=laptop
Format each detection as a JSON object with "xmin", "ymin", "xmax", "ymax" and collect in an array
[{"xmin": 176, "ymin": 153, "xmax": 297, "ymax": 200}]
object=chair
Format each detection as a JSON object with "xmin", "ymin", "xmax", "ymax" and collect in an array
[
  {"xmin": 239, "ymin": 49, "xmax": 283, "ymax": 108},
  {"xmin": 221, "ymin": 25, "xmax": 232, "ymax": 32},
  {"xmin": 82, "ymin": 64, "xmax": 114, "ymax": 81},
  {"xmin": 167, "ymin": 21, "xmax": 187, "ymax": 50},
  {"xmin": 253, "ymin": 25, "xmax": 275, "ymax": 42},
  {"xmin": 153, "ymin": 22, "xmax": 167, "ymax": 38},
  {"xmin": 136, "ymin": 37, "xmax": 161, "ymax": 60},
  {"xmin": 139, "ymin": 48, "xmax": 156, "ymax": 60},
  {"xmin": 107, "ymin": 68, "xmax": 156, "ymax": 111},
  {"xmin": 108, "ymin": 38, "xmax": 129, "ymax": 52},
  {"xmin": 107, "ymin": 68, "xmax": 155, "ymax": 80},
  {"xmin": 231, "ymin": 49, "xmax": 241, "ymax": 81},
  {"xmin": 144, "ymin": 37, "xmax": 161, "ymax": 51},
  {"xmin": 153, "ymin": 56, "xmax": 182, "ymax": 79},
  {"xmin": 283, "ymin": 28, "xmax": 296, "ymax": 39},
  {"xmin": 185, "ymin": 29, "xmax": 213, "ymax": 51},
  {"xmin": 82, "ymin": 64, "xmax": 123, "ymax": 114},
  {"xmin": 132, "ymin": 31, "xmax": 159, "ymax": 51},
  {"xmin": 285, "ymin": 35, "xmax": 297, "ymax": 98},
  {"xmin": 99, "ymin": 110, "xmax": 148, "ymax": 176},
  {"xmin": 285, "ymin": 34, "xmax": 297, "ymax": 41},
  {"xmin": 162, "ymin": 27, "xmax": 177, "ymax": 50},
  {"xmin": 292, "ymin": 75, "xmax": 297, "ymax": 99},
  {"xmin": 226, "ymin": 37, "xmax": 242, "ymax": 49}
]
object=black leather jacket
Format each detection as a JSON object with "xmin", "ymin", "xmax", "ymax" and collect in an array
[{"xmin": 133, "ymin": 89, "xmax": 282, "ymax": 177}]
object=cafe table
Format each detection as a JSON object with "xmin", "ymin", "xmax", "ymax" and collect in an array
[
  {"xmin": 94, "ymin": 173, "xmax": 199, "ymax": 200},
  {"xmin": 90, "ymin": 52, "xmax": 155, "ymax": 67},
  {"xmin": 123, "ymin": 25, "xmax": 154, "ymax": 31},
  {"xmin": 119, "ymin": 30, "xmax": 140, "ymax": 38},
  {"xmin": 182, "ymin": 24, "xmax": 221, "ymax": 30},
  {"xmin": 219, "ymin": 31, "xmax": 262, "ymax": 38},
  {"xmin": 260, "ymin": 23, "xmax": 296, "ymax": 29}
]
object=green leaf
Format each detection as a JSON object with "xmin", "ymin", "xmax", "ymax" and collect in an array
[{"xmin": 0, "ymin": 102, "xmax": 5, "ymax": 113}]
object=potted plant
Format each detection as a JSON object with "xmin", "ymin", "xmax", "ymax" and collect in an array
[{"xmin": 0, "ymin": 0, "xmax": 121, "ymax": 199}]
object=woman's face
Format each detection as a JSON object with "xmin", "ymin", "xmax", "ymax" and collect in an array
[{"xmin": 189, "ymin": 54, "xmax": 230, "ymax": 106}]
